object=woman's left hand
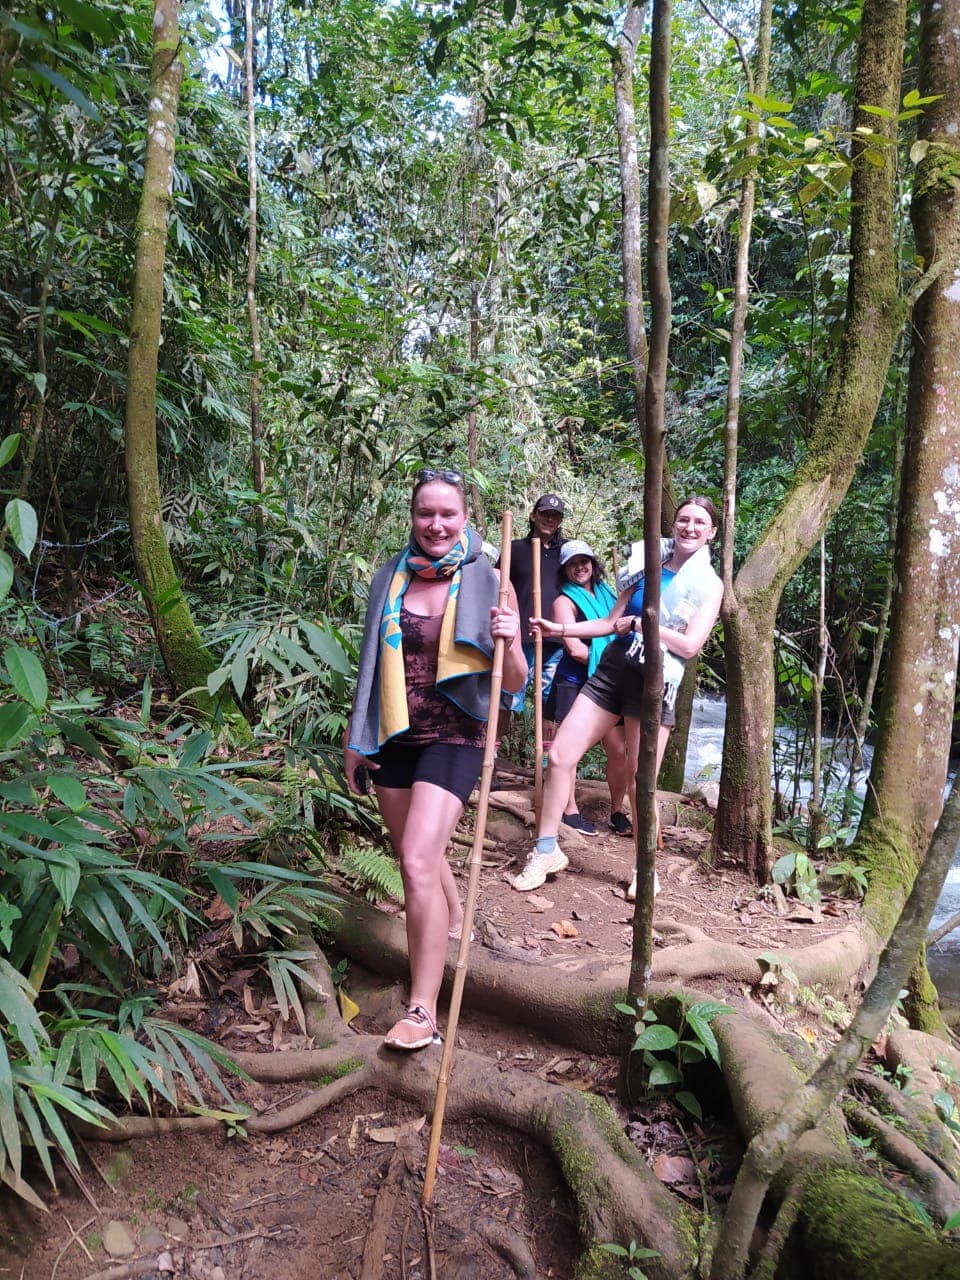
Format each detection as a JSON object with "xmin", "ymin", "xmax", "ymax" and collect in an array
[{"xmin": 490, "ymin": 604, "xmax": 520, "ymax": 640}]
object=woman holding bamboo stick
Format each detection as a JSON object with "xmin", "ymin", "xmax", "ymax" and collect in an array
[{"xmin": 344, "ymin": 469, "xmax": 526, "ymax": 1051}]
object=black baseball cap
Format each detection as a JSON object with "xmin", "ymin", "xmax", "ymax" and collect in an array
[{"xmin": 533, "ymin": 494, "xmax": 565, "ymax": 515}]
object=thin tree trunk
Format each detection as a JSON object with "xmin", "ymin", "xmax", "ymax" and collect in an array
[
  {"xmin": 808, "ymin": 538, "xmax": 828, "ymax": 852},
  {"xmin": 244, "ymin": 0, "xmax": 267, "ymax": 567},
  {"xmin": 850, "ymin": 431, "xmax": 902, "ymax": 775},
  {"xmin": 124, "ymin": 0, "xmax": 247, "ymax": 733},
  {"xmin": 611, "ymin": 1, "xmax": 649, "ymax": 439},
  {"xmin": 627, "ymin": 0, "xmax": 670, "ymax": 1008}
]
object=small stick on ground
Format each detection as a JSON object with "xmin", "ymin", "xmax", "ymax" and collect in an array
[
  {"xmin": 422, "ymin": 1203, "xmax": 438, "ymax": 1280},
  {"xmin": 51, "ymin": 1214, "xmax": 95, "ymax": 1280}
]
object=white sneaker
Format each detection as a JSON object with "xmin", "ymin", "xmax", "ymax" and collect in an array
[
  {"xmin": 512, "ymin": 848, "xmax": 569, "ymax": 892},
  {"xmin": 626, "ymin": 870, "xmax": 660, "ymax": 901}
]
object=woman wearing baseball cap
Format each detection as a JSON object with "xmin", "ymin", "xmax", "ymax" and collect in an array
[{"xmin": 546, "ymin": 541, "xmax": 630, "ymax": 838}]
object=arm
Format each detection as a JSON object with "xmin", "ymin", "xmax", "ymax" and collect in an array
[{"xmin": 551, "ymin": 595, "xmax": 589, "ymax": 666}]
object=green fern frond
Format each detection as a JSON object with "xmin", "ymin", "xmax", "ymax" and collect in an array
[{"xmin": 337, "ymin": 845, "xmax": 404, "ymax": 904}]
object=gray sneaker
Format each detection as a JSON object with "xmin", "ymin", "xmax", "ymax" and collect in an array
[{"xmin": 512, "ymin": 848, "xmax": 570, "ymax": 892}]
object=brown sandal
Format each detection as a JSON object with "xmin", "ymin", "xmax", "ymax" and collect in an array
[{"xmin": 383, "ymin": 1005, "xmax": 441, "ymax": 1051}]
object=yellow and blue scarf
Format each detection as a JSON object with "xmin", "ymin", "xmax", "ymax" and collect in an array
[{"xmin": 378, "ymin": 531, "xmax": 491, "ymax": 745}]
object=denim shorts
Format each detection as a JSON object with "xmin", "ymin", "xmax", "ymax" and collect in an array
[
  {"xmin": 369, "ymin": 740, "xmax": 484, "ymax": 804},
  {"xmin": 579, "ymin": 641, "xmax": 677, "ymax": 727}
]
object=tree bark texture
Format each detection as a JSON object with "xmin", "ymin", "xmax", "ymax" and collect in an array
[
  {"xmin": 123, "ymin": 0, "xmax": 246, "ymax": 731},
  {"xmin": 714, "ymin": 0, "xmax": 908, "ymax": 881},
  {"xmin": 627, "ymin": 0, "xmax": 671, "ymax": 1007},
  {"xmin": 244, "ymin": 0, "xmax": 266, "ymax": 563},
  {"xmin": 612, "ymin": 1, "xmax": 649, "ymax": 438},
  {"xmin": 854, "ymin": 0, "xmax": 960, "ymax": 1028}
]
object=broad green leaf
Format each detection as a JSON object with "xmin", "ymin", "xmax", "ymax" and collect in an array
[
  {"xmin": 0, "ymin": 899, "xmax": 21, "ymax": 951},
  {"xmin": 4, "ymin": 501, "xmax": 38, "ymax": 559},
  {"xmin": 633, "ymin": 1024, "xmax": 678, "ymax": 1052},
  {"xmin": 676, "ymin": 1090, "xmax": 703, "ymax": 1120},
  {"xmin": 48, "ymin": 856, "xmax": 81, "ymax": 915},
  {"xmin": 47, "ymin": 776, "xmax": 87, "ymax": 812},
  {"xmin": 299, "ymin": 619, "xmax": 352, "ymax": 674},
  {"xmin": 0, "ymin": 960, "xmax": 44, "ymax": 1055},
  {"xmin": 0, "ymin": 434, "xmax": 20, "ymax": 468},
  {"xmin": 3, "ymin": 646, "xmax": 47, "ymax": 710},
  {"xmin": 647, "ymin": 1060, "xmax": 682, "ymax": 1087},
  {"xmin": 0, "ymin": 701, "xmax": 33, "ymax": 748},
  {"xmin": 230, "ymin": 654, "xmax": 248, "ymax": 699},
  {"xmin": 0, "ymin": 551, "xmax": 12, "ymax": 601}
]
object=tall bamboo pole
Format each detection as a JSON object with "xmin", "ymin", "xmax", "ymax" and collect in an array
[
  {"xmin": 531, "ymin": 536, "xmax": 543, "ymax": 822},
  {"xmin": 422, "ymin": 513, "xmax": 513, "ymax": 1206}
]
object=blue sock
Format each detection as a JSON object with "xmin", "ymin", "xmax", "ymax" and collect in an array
[{"xmin": 536, "ymin": 834, "xmax": 558, "ymax": 856}]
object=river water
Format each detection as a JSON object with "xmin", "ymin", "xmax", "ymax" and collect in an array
[{"xmin": 685, "ymin": 697, "xmax": 960, "ymax": 1001}]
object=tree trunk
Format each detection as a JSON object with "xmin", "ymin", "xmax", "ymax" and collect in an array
[
  {"xmin": 244, "ymin": 0, "xmax": 267, "ymax": 567},
  {"xmin": 714, "ymin": 0, "xmax": 908, "ymax": 880},
  {"xmin": 124, "ymin": 0, "xmax": 247, "ymax": 733},
  {"xmin": 611, "ymin": 1, "xmax": 649, "ymax": 438},
  {"xmin": 854, "ymin": 0, "xmax": 960, "ymax": 1030}
]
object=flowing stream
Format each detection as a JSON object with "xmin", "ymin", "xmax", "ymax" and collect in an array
[{"xmin": 685, "ymin": 697, "xmax": 960, "ymax": 1002}]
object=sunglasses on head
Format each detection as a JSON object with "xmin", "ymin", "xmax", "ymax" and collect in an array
[{"xmin": 414, "ymin": 467, "xmax": 464, "ymax": 485}]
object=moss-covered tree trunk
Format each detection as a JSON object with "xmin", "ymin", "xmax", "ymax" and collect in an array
[
  {"xmin": 124, "ymin": 0, "xmax": 247, "ymax": 733},
  {"xmin": 854, "ymin": 0, "xmax": 960, "ymax": 1030},
  {"xmin": 713, "ymin": 0, "xmax": 907, "ymax": 881}
]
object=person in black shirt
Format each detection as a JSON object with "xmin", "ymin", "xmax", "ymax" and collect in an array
[{"xmin": 497, "ymin": 493, "xmax": 567, "ymax": 739}]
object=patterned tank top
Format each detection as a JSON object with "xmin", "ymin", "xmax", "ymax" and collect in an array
[{"xmin": 399, "ymin": 605, "xmax": 486, "ymax": 747}]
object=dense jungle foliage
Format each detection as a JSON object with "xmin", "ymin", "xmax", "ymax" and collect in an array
[{"xmin": 0, "ymin": 0, "xmax": 958, "ymax": 1252}]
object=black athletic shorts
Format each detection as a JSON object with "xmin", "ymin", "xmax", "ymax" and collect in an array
[
  {"xmin": 579, "ymin": 641, "xmax": 677, "ymax": 727},
  {"xmin": 368, "ymin": 740, "xmax": 484, "ymax": 805}
]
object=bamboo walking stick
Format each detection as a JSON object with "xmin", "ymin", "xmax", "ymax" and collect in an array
[
  {"xmin": 532, "ymin": 535, "xmax": 543, "ymax": 824},
  {"xmin": 422, "ymin": 512, "xmax": 513, "ymax": 1206}
]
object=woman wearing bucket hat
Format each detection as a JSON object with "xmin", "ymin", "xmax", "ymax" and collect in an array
[{"xmin": 546, "ymin": 540, "xmax": 630, "ymax": 838}]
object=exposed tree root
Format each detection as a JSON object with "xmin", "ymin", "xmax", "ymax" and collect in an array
[
  {"xmin": 853, "ymin": 1069, "xmax": 960, "ymax": 1181},
  {"xmin": 327, "ymin": 895, "xmax": 873, "ymax": 1053},
  {"xmin": 843, "ymin": 1098, "xmax": 960, "ymax": 1221},
  {"xmin": 82, "ymin": 926, "xmax": 960, "ymax": 1279}
]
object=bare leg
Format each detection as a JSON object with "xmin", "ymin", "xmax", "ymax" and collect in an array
[
  {"xmin": 541, "ymin": 696, "xmax": 620, "ymax": 837},
  {"xmin": 441, "ymin": 858, "xmax": 465, "ymax": 935},
  {"xmin": 375, "ymin": 782, "xmax": 463, "ymax": 1029},
  {"xmin": 602, "ymin": 723, "xmax": 628, "ymax": 814}
]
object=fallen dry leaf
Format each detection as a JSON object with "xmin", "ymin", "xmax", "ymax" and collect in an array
[
  {"xmin": 203, "ymin": 895, "xmax": 234, "ymax": 922},
  {"xmin": 550, "ymin": 919, "xmax": 579, "ymax": 938},
  {"xmin": 652, "ymin": 1154, "xmax": 698, "ymax": 1185},
  {"xmin": 526, "ymin": 893, "xmax": 553, "ymax": 913},
  {"xmin": 368, "ymin": 1115, "xmax": 426, "ymax": 1144}
]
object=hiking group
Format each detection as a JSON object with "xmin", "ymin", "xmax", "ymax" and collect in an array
[{"xmin": 343, "ymin": 469, "xmax": 722, "ymax": 1051}]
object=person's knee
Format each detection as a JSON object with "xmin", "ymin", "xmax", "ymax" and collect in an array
[
  {"xmin": 398, "ymin": 847, "xmax": 440, "ymax": 898},
  {"xmin": 547, "ymin": 739, "xmax": 578, "ymax": 773}
]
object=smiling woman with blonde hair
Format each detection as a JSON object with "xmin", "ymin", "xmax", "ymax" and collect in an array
[{"xmin": 344, "ymin": 468, "xmax": 526, "ymax": 1050}]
